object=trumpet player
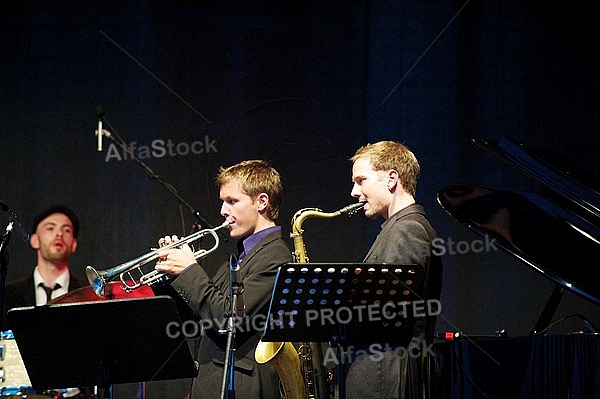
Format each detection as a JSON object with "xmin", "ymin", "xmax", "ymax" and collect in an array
[
  {"xmin": 154, "ymin": 160, "xmax": 291, "ymax": 399},
  {"xmin": 346, "ymin": 141, "xmax": 443, "ymax": 399}
]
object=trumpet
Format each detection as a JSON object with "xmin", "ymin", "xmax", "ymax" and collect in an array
[{"xmin": 86, "ymin": 221, "xmax": 230, "ymax": 297}]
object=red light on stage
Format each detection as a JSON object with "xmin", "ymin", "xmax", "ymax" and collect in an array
[{"xmin": 49, "ymin": 282, "xmax": 155, "ymax": 304}]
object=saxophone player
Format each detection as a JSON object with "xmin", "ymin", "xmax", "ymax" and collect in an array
[
  {"xmin": 155, "ymin": 160, "xmax": 291, "ymax": 399},
  {"xmin": 346, "ymin": 141, "xmax": 443, "ymax": 399}
]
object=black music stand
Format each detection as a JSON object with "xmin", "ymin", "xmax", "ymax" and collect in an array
[
  {"xmin": 6, "ymin": 295, "xmax": 199, "ymax": 399},
  {"xmin": 261, "ymin": 263, "xmax": 425, "ymax": 399}
]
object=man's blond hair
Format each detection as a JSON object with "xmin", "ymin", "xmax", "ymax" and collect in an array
[
  {"xmin": 350, "ymin": 141, "xmax": 420, "ymax": 196},
  {"xmin": 216, "ymin": 160, "xmax": 283, "ymax": 221}
]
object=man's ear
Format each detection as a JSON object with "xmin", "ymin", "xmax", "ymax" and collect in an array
[
  {"xmin": 71, "ymin": 238, "xmax": 78, "ymax": 253},
  {"xmin": 256, "ymin": 193, "xmax": 269, "ymax": 212},
  {"xmin": 388, "ymin": 169, "xmax": 399, "ymax": 192},
  {"xmin": 30, "ymin": 233, "xmax": 40, "ymax": 250}
]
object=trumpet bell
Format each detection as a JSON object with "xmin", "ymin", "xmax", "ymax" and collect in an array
[{"xmin": 86, "ymin": 265, "xmax": 106, "ymax": 297}]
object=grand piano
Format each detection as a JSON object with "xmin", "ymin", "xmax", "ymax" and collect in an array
[{"xmin": 433, "ymin": 136, "xmax": 600, "ymax": 399}]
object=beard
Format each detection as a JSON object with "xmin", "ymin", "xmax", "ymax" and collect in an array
[
  {"xmin": 40, "ymin": 245, "xmax": 71, "ymax": 264},
  {"xmin": 362, "ymin": 201, "xmax": 383, "ymax": 219}
]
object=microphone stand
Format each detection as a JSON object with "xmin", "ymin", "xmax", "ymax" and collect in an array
[
  {"xmin": 0, "ymin": 221, "xmax": 15, "ymax": 332},
  {"xmin": 0, "ymin": 201, "xmax": 30, "ymax": 331},
  {"xmin": 97, "ymin": 118, "xmax": 227, "ymax": 242},
  {"xmin": 219, "ymin": 255, "xmax": 244, "ymax": 399}
]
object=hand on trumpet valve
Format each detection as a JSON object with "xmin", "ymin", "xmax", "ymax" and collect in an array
[{"xmin": 154, "ymin": 235, "xmax": 196, "ymax": 277}]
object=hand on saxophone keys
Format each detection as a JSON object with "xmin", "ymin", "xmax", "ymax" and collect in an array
[{"xmin": 154, "ymin": 234, "xmax": 197, "ymax": 277}]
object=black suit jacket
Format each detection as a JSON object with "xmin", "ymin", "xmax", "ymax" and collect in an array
[
  {"xmin": 170, "ymin": 229, "xmax": 291, "ymax": 399},
  {"xmin": 2, "ymin": 271, "xmax": 86, "ymax": 331}
]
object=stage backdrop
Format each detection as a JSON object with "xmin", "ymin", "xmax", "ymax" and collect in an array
[{"xmin": 2, "ymin": 2, "xmax": 599, "ymax": 398}]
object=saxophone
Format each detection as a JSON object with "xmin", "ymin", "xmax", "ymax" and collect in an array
[
  {"xmin": 255, "ymin": 202, "xmax": 364, "ymax": 399},
  {"xmin": 290, "ymin": 203, "xmax": 364, "ymax": 264}
]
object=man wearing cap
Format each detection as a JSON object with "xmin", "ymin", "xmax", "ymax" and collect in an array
[{"xmin": 2, "ymin": 204, "xmax": 86, "ymax": 329}]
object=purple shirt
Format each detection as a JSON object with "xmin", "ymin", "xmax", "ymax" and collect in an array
[{"xmin": 238, "ymin": 225, "xmax": 281, "ymax": 262}]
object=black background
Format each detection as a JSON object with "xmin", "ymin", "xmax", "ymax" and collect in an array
[{"xmin": 1, "ymin": 2, "xmax": 599, "ymax": 397}]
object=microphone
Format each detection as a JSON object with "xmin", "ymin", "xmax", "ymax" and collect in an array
[
  {"xmin": 96, "ymin": 105, "xmax": 105, "ymax": 151},
  {"xmin": 229, "ymin": 254, "xmax": 245, "ymax": 318},
  {"xmin": 0, "ymin": 200, "xmax": 30, "ymax": 241}
]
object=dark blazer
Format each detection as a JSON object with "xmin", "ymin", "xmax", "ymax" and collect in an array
[
  {"xmin": 363, "ymin": 203, "xmax": 443, "ymax": 344},
  {"xmin": 2, "ymin": 271, "xmax": 86, "ymax": 330},
  {"xmin": 170, "ymin": 229, "xmax": 291, "ymax": 399},
  {"xmin": 349, "ymin": 203, "xmax": 443, "ymax": 399}
]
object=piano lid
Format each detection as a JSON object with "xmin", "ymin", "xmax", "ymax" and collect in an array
[
  {"xmin": 438, "ymin": 136, "xmax": 600, "ymax": 308},
  {"xmin": 438, "ymin": 185, "xmax": 600, "ymax": 307},
  {"xmin": 472, "ymin": 136, "xmax": 600, "ymax": 229}
]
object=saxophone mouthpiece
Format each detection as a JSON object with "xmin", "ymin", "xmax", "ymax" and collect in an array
[{"xmin": 343, "ymin": 202, "xmax": 365, "ymax": 216}]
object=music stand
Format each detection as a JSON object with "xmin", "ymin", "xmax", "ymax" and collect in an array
[
  {"xmin": 261, "ymin": 263, "xmax": 425, "ymax": 399},
  {"xmin": 6, "ymin": 295, "xmax": 199, "ymax": 398},
  {"xmin": 261, "ymin": 263, "xmax": 425, "ymax": 346}
]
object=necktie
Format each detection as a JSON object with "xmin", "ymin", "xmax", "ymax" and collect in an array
[{"xmin": 40, "ymin": 283, "xmax": 61, "ymax": 303}]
